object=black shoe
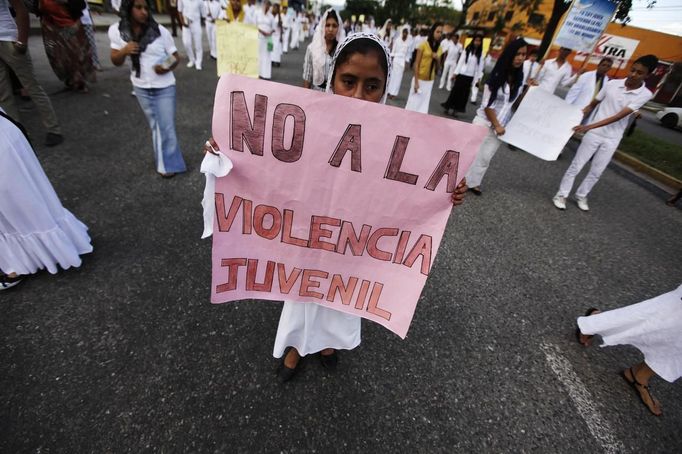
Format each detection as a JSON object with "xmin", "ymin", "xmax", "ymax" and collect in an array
[
  {"xmin": 45, "ymin": 132, "xmax": 64, "ymax": 147},
  {"xmin": 440, "ymin": 102, "xmax": 448, "ymax": 109},
  {"xmin": 0, "ymin": 272, "xmax": 23, "ymax": 290},
  {"xmin": 277, "ymin": 350, "xmax": 301, "ymax": 383},
  {"xmin": 468, "ymin": 186, "xmax": 482, "ymax": 196},
  {"xmin": 319, "ymin": 350, "xmax": 338, "ymax": 370}
]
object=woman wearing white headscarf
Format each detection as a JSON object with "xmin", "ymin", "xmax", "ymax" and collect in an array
[
  {"xmin": 378, "ymin": 18, "xmax": 394, "ymax": 48},
  {"xmin": 256, "ymin": 0, "xmax": 275, "ymax": 79},
  {"xmin": 302, "ymin": 8, "xmax": 343, "ymax": 91},
  {"xmin": 201, "ymin": 33, "xmax": 468, "ymax": 383}
]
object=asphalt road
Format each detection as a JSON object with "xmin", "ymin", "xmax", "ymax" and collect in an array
[{"xmin": 2, "ymin": 30, "xmax": 681, "ymax": 453}]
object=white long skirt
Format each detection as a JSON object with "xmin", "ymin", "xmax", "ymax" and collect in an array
[
  {"xmin": 258, "ymin": 36, "xmax": 272, "ymax": 79},
  {"xmin": 577, "ymin": 284, "xmax": 682, "ymax": 383},
  {"xmin": 0, "ymin": 114, "xmax": 93, "ymax": 275},
  {"xmin": 272, "ymin": 301, "xmax": 361, "ymax": 358},
  {"xmin": 387, "ymin": 59, "xmax": 405, "ymax": 97},
  {"xmin": 271, "ymin": 33, "xmax": 282, "ymax": 63},
  {"xmin": 404, "ymin": 79, "xmax": 434, "ymax": 113}
]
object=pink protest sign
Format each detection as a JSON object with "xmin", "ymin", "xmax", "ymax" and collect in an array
[{"xmin": 210, "ymin": 74, "xmax": 487, "ymax": 338}]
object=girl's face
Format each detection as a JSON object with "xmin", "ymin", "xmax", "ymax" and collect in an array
[
  {"xmin": 132, "ymin": 0, "xmax": 149, "ymax": 25},
  {"xmin": 513, "ymin": 46, "xmax": 527, "ymax": 68},
  {"xmin": 324, "ymin": 18, "xmax": 339, "ymax": 41},
  {"xmin": 333, "ymin": 51, "xmax": 386, "ymax": 103},
  {"xmin": 473, "ymin": 37, "xmax": 482, "ymax": 47},
  {"xmin": 433, "ymin": 26, "xmax": 443, "ymax": 41}
]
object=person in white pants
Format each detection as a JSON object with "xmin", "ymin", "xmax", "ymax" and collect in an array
[
  {"xmin": 270, "ymin": 1, "xmax": 283, "ymax": 66},
  {"xmin": 438, "ymin": 33, "xmax": 461, "ymax": 90},
  {"xmin": 553, "ymin": 55, "xmax": 657, "ymax": 212},
  {"xmin": 204, "ymin": 0, "xmax": 221, "ymax": 60},
  {"xmin": 178, "ymin": 0, "xmax": 205, "ymax": 70},
  {"xmin": 465, "ymin": 39, "xmax": 528, "ymax": 195}
]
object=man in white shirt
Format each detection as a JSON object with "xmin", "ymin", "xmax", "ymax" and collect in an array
[
  {"xmin": 0, "ymin": 0, "xmax": 63, "ymax": 146},
  {"xmin": 552, "ymin": 55, "xmax": 658, "ymax": 212},
  {"xmin": 565, "ymin": 57, "xmax": 613, "ymax": 110},
  {"xmin": 178, "ymin": 0, "xmax": 205, "ymax": 70},
  {"xmin": 533, "ymin": 47, "xmax": 574, "ymax": 94},
  {"xmin": 257, "ymin": 0, "xmax": 275, "ymax": 79},
  {"xmin": 439, "ymin": 33, "xmax": 461, "ymax": 91},
  {"xmin": 522, "ymin": 49, "xmax": 540, "ymax": 88},
  {"xmin": 243, "ymin": 0, "xmax": 258, "ymax": 24}
]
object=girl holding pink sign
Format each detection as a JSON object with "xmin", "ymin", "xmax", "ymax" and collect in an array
[{"xmin": 202, "ymin": 33, "xmax": 469, "ymax": 383}]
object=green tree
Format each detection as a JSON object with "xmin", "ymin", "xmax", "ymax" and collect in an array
[{"xmin": 344, "ymin": 0, "xmax": 380, "ymax": 21}]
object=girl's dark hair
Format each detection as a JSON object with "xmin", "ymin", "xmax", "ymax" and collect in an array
[
  {"xmin": 485, "ymin": 38, "xmax": 527, "ymax": 108},
  {"xmin": 427, "ymin": 22, "xmax": 443, "ymax": 52},
  {"xmin": 326, "ymin": 10, "xmax": 339, "ymax": 24},
  {"xmin": 331, "ymin": 38, "xmax": 389, "ymax": 92},
  {"xmin": 465, "ymin": 33, "xmax": 484, "ymax": 64}
]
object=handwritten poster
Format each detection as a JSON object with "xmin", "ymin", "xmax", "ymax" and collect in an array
[
  {"xmin": 500, "ymin": 87, "xmax": 583, "ymax": 161},
  {"xmin": 209, "ymin": 75, "xmax": 488, "ymax": 338},
  {"xmin": 555, "ymin": 0, "xmax": 619, "ymax": 53},
  {"xmin": 216, "ymin": 21, "xmax": 259, "ymax": 78}
]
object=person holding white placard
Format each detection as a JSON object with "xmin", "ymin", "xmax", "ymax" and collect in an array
[
  {"xmin": 465, "ymin": 39, "xmax": 527, "ymax": 195},
  {"xmin": 552, "ymin": 55, "xmax": 657, "ymax": 212}
]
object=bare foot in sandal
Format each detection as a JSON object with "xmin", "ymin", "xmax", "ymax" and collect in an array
[
  {"xmin": 576, "ymin": 308, "xmax": 600, "ymax": 346},
  {"xmin": 623, "ymin": 364, "xmax": 662, "ymax": 416}
]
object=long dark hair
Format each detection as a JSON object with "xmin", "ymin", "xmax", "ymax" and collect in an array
[
  {"xmin": 427, "ymin": 22, "xmax": 443, "ymax": 52},
  {"xmin": 326, "ymin": 9, "xmax": 340, "ymax": 55},
  {"xmin": 464, "ymin": 33, "xmax": 483, "ymax": 64},
  {"xmin": 119, "ymin": 0, "xmax": 161, "ymax": 77},
  {"xmin": 485, "ymin": 38, "xmax": 527, "ymax": 108}
]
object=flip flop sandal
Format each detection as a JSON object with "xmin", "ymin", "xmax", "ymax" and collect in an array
[
  {"xmin": 575, "ymin": 307, "xmax": 600, "ymax": 346},
  {"xmin": 623, "ymin": 367, "xmax": 662, "ymax": 416}
]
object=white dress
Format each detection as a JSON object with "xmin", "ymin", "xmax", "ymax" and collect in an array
[
  {"xmin": 0, "ymin": 111, "xmax": 93, "ymax": 275},
  {"xmin": 273, "ymin": 301, "xmax": 362, "ymax": 358},
  {"xmin": 577, "ymin": 284, "xmax": 682, "ymax": 383}
]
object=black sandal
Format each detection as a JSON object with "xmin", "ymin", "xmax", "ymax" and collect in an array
[
  {"xmin": 276, "ymin": 348, "xmax": 302, "ymax": 383},
  {"xmin": 0, "ymin": 272, "xmax": 23, "ymax": 290},
  {"xmin": 319, "ymin": 350, "xmax": 338, "ymax": 371}
]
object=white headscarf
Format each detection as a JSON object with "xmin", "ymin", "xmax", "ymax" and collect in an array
[
  {"xmin": 326, "ymin": 32, "xmax": 393, "ymax": 105},
  {"xmin": 310, "ymin": 8, "xmax": 344, "ymax": 87},
  {"xmin": 379, "ymin": 19, "xmax": 393, "ymax": 40}
]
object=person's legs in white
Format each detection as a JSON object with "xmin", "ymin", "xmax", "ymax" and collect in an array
[
  {"xmin": 574, "ymin": 137, "xmax": 618, "ymax": 199},
  {"xmin": 465, "ymin": 126, "xmax": 501, "ymax": 189},
  {"xmin": 446, "ymin": 62, "xmax": 456, "ymax": 91},
  {"xmin": 556, "ymin": 132, "xmax": 602, "ymax": 197},
  {"xmin": 439, "ymin": 61, "xmax": 450, "ymax": 89},
  {"xmin": 191, "ymin": 20, "xmax": 203, "ymax": 69},
  {"xmin": 182, "ymin": 25, "xmax": 195, "ymax": 66},
  {"xmin": 206, "ymin": 21, "xmax": 216, "ymax": 59}
]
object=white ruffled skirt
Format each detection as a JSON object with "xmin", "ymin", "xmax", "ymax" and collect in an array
[
  {"xmin": 0, "ymin": 114, "xmax": 92, "ymax": 276},
  {"xmin": 577, "ymin": 284, "xmax": 682, "ymax": 383}
]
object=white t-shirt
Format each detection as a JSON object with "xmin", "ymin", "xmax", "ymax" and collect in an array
[
  {"xmin": 178, "ymin": 0, "xmax": 205, "ymax": 22},
  {"xmin": 444, "ymin": 41, "xmax": 462, "ymax": 64},
  {"xmin": 536, "ymin": 58, "xmax": 574, "ymax": 93},
  {"xmin": 475, "ymin": 83, "xmax": 518, "ymax": 128},
  {"xmin": 590, "ymin": 78, "xmax": 653, "ymax": 139},
  {"xmin": 0, "ymin": 0, "xmax": 18, "ymax": 42},
  {"xmin": 522, "ymin": 59, "xmax": 540, "ymax": 85},
  {"xmin": 108, "ymin": 23, "xmax": 177, "ymax": 89},
  {"xmin": 256, "ymin": 9, "xmax": 275, "ymax": 36},
  {"xmin": 454, "ymin": 49, "xmax": 484, "ymax": 81}
]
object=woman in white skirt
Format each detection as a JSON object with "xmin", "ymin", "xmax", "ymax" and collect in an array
[
  {"xmin": 0, "ymin": 109, "xmax": 93, "ymax": 290},
  {"xmin": 404, "ymin": 22, "xmax": 443, "ymax": 114},
  {"xmin": 256, "ymin": 0, "xmax": 275, "ymax": 79},
  {"xmin": 201, "ymin": 33, "xmax": 468, "ymax": 382},
  {"xmin": 464, "ymin": 38, "xmax": 527, "ymax": 195},
  {"xmin": 577, "ymin": 284, "xmax": 682, "ymax": 416},
  {"xmin": 270, "ymin": 1, "xmax": 283, "ymax": 67}
]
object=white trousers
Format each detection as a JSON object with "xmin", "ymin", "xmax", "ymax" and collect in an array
[
  {"xmin": 557, "ymin": 131, "xmax": 619, "ymax": 198},
  {"xmin": 439, "ymin": 60, "xmax": 456, "ymax": 90},
  {"xmin": 258, "ymin": 36, "xmax": 272, "ymax": 79},
  {"xmin": 182, "ymin": 19, "xmax": 203, "ymax": 68},
  {"xmin": 465, "ymin": 117, "xmax": 502, "ymax": 188},
  {"xmin": 404, "ymin": 79, "xmax": 434, "ymax": 113},
  {"xmin": 205, "ymin": 20, "xmax": 217, "ymax": 59},
  {"xmin": 470, "ymin": 83, "xmax": 479, "ymax": 103}
]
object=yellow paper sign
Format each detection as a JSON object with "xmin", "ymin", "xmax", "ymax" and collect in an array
[{"xmin": 216, "ymin": 21, "xmax": 259, "ymax": 78}]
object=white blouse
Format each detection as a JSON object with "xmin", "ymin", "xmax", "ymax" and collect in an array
[{"xmin": 108, "ymin": 24, "xmax": 177, "ymax": 89}]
